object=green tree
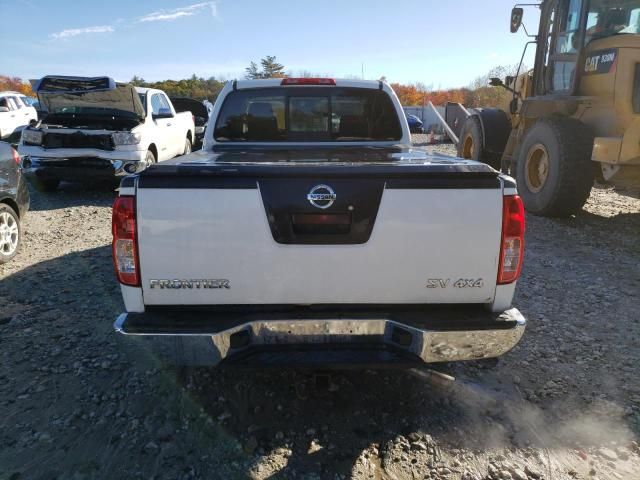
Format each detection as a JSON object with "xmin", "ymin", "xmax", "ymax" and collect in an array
[
  {"xmin": 245, "ymin": 56, "xmax": 286, "ymax": 79},
  {"xmin": 466, "ymin": 64, "xmax": 523, "ymax": 108},
  {"xmin": 129, "ymin": 75, "xmax": 224, "ymax": 101},
  {"xmin": 261, "ymin": 55, "xmax": 285, "ymax": 78},
  {"xmin": 130, "ymin": 75, "xmax": 146, "ymax": 86},
  {"xmin": 245, "ymin": 61, "xmax": 261, "ymax": 79}
]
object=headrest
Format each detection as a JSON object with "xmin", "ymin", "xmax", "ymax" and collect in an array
[
  {"xmin": 338, "ymin": 115, "xmax": 368, "ymax": 138},
  {"xmin": 248, "ymin": 102, "xmax": 274, "ymax": 118}
]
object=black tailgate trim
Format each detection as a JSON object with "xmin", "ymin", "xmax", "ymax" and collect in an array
[
  {"xmin": 138, "ymin": 176, "xmax": 258, "ymax": 189},
  {"xmin": 385, "ymin": 177, "xmax": 499, "ymax": 188},
  {"xmin": 259, "ymin": 178, "xmax": 384, "ymax": 244},
  {"xmin": 136, "ymin": 172, "xmax": 500, "ymax": 190}
]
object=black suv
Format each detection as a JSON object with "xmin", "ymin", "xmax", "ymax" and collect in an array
[{"xmin": 0, "ymin": 141, "xmax": 29, "ymax": 263}]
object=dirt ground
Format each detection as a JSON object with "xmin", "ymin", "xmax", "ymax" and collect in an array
[{"xmin": 1, "ymin": 143, "xmax": 639, "ymax": 480}]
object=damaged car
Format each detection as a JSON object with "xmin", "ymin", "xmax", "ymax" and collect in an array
[{"xmin": 18, "ymin": 76, "xmax": 194, "ymax": 191}]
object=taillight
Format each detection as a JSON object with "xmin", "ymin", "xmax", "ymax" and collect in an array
[
  {"xmin": 281, "ymin": 78, "xmax": 336, "ymax": 86},
  {"xmin": 11, "ymin": 148, "xmax": 20, "ymax": 165},
  {"xmin": 112, "ymin": 196, "xmax": 140, "ymax": 286},
  {"xmin": 498, "ymin": 195, "xmax": 525, "ymax": 284}
]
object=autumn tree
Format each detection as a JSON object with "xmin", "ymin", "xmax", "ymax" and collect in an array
[
  {"xmin": 388, "ymin": 64, "xmax": 525, "ymax": 109},
  {"xmin": 0, "ymin": 76, "xmax": 34, "ymax": 96},
  {"xmin": 390, "ymin": 83, "xmax": 427, "ymax": 106}
]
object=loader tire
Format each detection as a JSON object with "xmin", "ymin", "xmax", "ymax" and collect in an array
[
  {"xmin": 457, "ymin": 116, "xmax": 501, "ymax": 169},
  {"xmin": 515, "ymin": 118, "xmax": 594, "ymax": 217}
]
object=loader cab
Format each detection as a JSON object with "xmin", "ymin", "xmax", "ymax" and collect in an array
[{"xmin": 528, "ymin": 0, "xmax": 640, "ymax": 96}]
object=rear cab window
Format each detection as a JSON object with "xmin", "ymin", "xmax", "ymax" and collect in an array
[{"xmin": 214, "ymin": 87, "xmax": 402, "ymax": 142}]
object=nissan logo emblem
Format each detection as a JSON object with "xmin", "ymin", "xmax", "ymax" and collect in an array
[{"xmin": 307, "ymin": 184, "xmax": 336, "ymax": 209}]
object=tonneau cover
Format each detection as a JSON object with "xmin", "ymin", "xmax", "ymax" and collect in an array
[{"xmin": 138, "ymin": 146, "xmax": 499, "ymax": 180}]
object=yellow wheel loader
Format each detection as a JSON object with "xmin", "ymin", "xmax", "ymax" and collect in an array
[{"xmin": 450, "ymin": 0, "xmax": 640, "ymax": 217}]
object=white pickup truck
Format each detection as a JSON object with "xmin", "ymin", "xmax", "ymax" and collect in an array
[
  {"xmin": 0, "ymin": 91, "xmax": 38, "ymax": 141},
  {"xmin": 18, "ymin": 76, "xmax": 194, "ymax": 191},
  {"xmin": 112, "ymin": 78, "xmax": 526, "ymax": 368}
]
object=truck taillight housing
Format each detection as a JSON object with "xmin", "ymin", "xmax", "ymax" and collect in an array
[
  {"xmin": 112, "ymin": 196, "xmax": 140, "ymax": 286},
  {"xmin": 498, "ymin": 195, "xmax": 525, "ymax": 284}
]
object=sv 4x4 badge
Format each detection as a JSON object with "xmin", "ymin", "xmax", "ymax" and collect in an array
[{"xmin": 426, "ymin": 278, "xmax": 484, "ymax": 288}]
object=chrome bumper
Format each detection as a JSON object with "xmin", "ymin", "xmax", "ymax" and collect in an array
[{"xmin": 114, "ymin": 307, "xmax": 526, "ymax": 367}]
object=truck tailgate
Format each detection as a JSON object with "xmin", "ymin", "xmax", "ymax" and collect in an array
[{"xmin": 135, "ymin": 158, "xmax": 503, "ymax": 306}]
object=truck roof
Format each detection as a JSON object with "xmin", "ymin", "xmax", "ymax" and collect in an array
[
  {"xmin": 134, "ymin": 87, "xmax": 166, "ymax": 95},
  {"xmin": 234, "ymin": 78, "xmax": 383, "ymax": 90}
]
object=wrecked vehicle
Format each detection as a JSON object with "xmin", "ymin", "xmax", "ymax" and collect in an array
[
  {"xmin": 18, "ymin": 76, "xmax": 194, "ymax": 191},
  {"xmin": 170, "ymin": 97, "xmax": 209, "ymax": 150}
]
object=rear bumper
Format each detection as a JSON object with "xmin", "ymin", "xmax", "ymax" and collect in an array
[{"xmin": 114, "ymin": 306, "xmax": 526, "ymax": 367}]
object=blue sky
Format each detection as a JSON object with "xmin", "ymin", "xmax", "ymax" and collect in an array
[{"xmin": 1, "ymin": 0, "xmax": 540, "ymax": 88}]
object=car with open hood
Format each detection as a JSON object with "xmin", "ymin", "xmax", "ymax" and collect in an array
[{"xmin": 18, "ymin": 76, "xmax": 194, "ymax": 191}]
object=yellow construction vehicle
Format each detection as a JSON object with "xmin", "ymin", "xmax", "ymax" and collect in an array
[{"xmin": 450, "ymin": 0, "xmax": 640, "ymax": 217}]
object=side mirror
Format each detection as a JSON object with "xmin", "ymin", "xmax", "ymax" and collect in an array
[
  {"xmin": 505, "ymin": 75, "xmax": 514, "ymax": 86},
  {"xmin": 152, "ymin": 108, "xmax": 173, "ymax": 120},
  {"xmin": 0, "ymin": 107, "xmax": 9, "ymax": 113},
  {"xmin": 489, "ymin": 77, "xmax": 504, "ymax": 87},
  {"xmin": 511, "ymin": 7, "xmax": 523, "ymax": 33}
]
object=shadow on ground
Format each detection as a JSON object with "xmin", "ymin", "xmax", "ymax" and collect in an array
[
  {"xmin": 26, "ymin": 181, "xmax": 118, "ymax": 212},
  {"xmin": 2, "ymin": 192, "xmax": 638, "ymax": 478}
]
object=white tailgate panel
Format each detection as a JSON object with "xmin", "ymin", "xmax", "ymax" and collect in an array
[{"xmin": 137, "ymin": 188, "xmax": 502, "ymax": 305}]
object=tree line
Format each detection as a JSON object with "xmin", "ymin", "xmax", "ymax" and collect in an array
[
  {"xmin": 390, "ymin": 65, "xmax": 521, "ymax": 109},
  {"xmin": 130, "ymin": 74, "xmax": 225, "ymax": 101},
  {"xmin": 2, "ymin": 59, "xmax": 521, "ymax": 108}
]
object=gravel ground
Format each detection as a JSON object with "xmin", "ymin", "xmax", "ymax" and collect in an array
[{"xmin": 1, "ymin": 143, "xmax": 639, "ymax": 480}]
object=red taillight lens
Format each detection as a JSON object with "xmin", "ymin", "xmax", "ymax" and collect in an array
[
  {"xmin": 498, "ymin": 195, "xmax": 525, "ymax": 284},
  {"xmin": 112, "ymin": 196, "xmax": 140, "ymax": 286},
  {"xmin": 12, "ymin": 148, "xmax": 20, "ymax": 165},
  {"xmin": 281, "ymin": 77, "xmax": 336, "ymax": 86}
]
